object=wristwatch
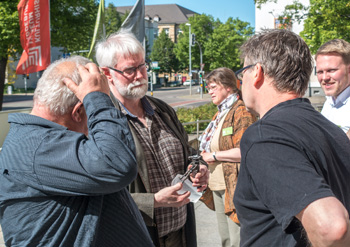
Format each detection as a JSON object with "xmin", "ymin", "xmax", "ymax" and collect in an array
[{"xmin": 212, "ymin": 152, "xmax": 218, "ymax": 161}]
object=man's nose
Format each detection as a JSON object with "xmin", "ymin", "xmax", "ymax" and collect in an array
[
  {"xmin": 322, "ymin": 71, "xmax": 331, "ymax": 81},
  {"xmin": 135, "ymin": 67, "xmax": 145, "ymax": 80}
]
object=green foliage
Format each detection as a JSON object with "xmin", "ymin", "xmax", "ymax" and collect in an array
[
  {"xmin": 175, "ymin": 14, "xmax": 218, "ymax": 72},
  {"xmin": 50, "ymin": 0, "xmax": 98, "ymax": 55},
  {"xmin": 3, "ymin": 84, "xmax": 35, "ymax": 94},
  {"xmin": 105, "ymin": 3, "xmax": 124, "ymax": 37},
  {"xmin": 150, "ymin": 30, "xmax": 179, "ymax": 74},
  {"xmin": 176, "ymin": 103, "xmax": 217, "ymax": 134},
  {"xmin": 204, "ymin": 18, "xmax": 254, "ymax": 71},
  {"xmin": 0, "ymin": 1, "xmax": 22, "ymax": 110},
  {"xmin": 258, "ymin": 0, "xmax": 350, "ymax": 54},
  {"xmin": 300, "ymin": 0, "xmax": 350, "ymax": 54},
  {"xmin": 0, "ymin": 0, "xmax": 101, "ymax": 110},
  {"xmin": 174, "ymin": 14, "xmax": 253, "ymax": 73},
  {"xmin": 0, "ymin": 2, "xmax": 21, "ymax": 58},
  {"xmin": 255, "ymin": 0, "xmax": 277, "ymax": 9}
]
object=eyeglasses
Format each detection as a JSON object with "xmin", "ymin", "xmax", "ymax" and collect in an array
[
  {"xmin": 108, "ymin": 63, "xmax": 147, "ymax": 77},
  {"xmin": 235, "ymin": 64, "xmax": 255, "ymax": 81},
  {"xmin": 205, "ymin": 85, "xmax": 218, "ymax": 93}
]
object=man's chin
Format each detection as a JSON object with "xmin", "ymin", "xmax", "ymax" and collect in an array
[{"xmin": 127, "ymin": 84, "xmax": 148, "ymax": 99}]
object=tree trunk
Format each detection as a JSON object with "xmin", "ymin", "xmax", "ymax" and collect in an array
[{"xmin": 0, "ymin": 56, "xmax": 8, "ymax": 111}]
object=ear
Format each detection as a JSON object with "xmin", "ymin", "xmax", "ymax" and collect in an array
[
  {"xmin": 71, "ymin": 102, "xmax": 84, "ymax": 122},
  {"xmin": 252, "ymin": 63, "xmax": 265, "ymax": 89},
  {"xmin": 102, "ymin": 67, "xmax": 115, "ymax": 87}
]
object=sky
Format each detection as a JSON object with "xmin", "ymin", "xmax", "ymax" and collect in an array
[{"xmin": 105, "ymin": 0, "xmax": 256, "ymax": 27}]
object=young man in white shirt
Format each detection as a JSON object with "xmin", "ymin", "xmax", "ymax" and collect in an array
[{"xmin": 315, "ymin": 39, "xmax": 350, "ymax": 139}]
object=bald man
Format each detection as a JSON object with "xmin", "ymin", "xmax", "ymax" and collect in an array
[{"xmin": 0, "ymin": 56, "xmax": 153, "ymax": 247}]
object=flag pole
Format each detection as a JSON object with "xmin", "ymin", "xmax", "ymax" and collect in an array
[{"xmin": 87, "ymin": 0, "xmax": 105, "ymax": 59}]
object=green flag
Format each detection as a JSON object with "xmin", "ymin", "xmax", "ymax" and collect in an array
[{"xmin": 88, "ymin": 0, "xmax": 105, "ymax": 59}]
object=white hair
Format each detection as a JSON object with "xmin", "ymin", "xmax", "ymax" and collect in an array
[
  {"xmin": 33, "ymin": 56, "xmax": 91, "ymax": 115},
  {"xmin": 95, "ymin": 31, "xmax": 145, "ymax": 67}
]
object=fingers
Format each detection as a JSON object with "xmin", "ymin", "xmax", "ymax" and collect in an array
[
  {"xmin": 63, "ymin": 77, "xmax": 78, "ymax": 95},
  {"xmin": 172, "ymin": 182, "xmax": 183, "ymax": 191},
  {"xmin": 154, "ymin": 183, "xmax": 191, "ymax": 208},
  {"xmin": 191, "ymin": 165, "xmax": 209, "ymax": 191},
  {"xmin": 63, "ymin": 63, "xmax": 110, "ymax": 102}
]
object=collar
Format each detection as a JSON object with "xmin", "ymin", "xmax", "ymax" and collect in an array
[
  {"xmin": 8, "ymin": 113, "xmax": 67, "ymax": 130},
  {"xmin": 263, "ymin": 98, "xmax": 311, "ymax": 119},
  {"xmin": 118, "ymin": 96, "xmax": 155, "ymax": 119},
  {"xmin": 327, "ymin": 86, "xmax": 350, "ymax": 106},
  {"xmin": 217, "ymin": 93, "xmax": 238, "ymax": 112}
]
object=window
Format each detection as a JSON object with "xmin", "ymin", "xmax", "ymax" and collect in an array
[
  {"xmin": 176, "ymin": 28, "xmax": 182, "ymax": 36},
  {"xmin": 153, "ymin": 15, "xmax": 160, "ymax": 22},
  {"xmin": 163, "ymin": 28, "xmax": 170, "ymax": 37},
  {"xmin": 154, "ymin": 28, "xmax": 158, "ymax": 39},
  {"xmin": 274, "ymin": 17, "xmax": 292, "ymax": 30}
]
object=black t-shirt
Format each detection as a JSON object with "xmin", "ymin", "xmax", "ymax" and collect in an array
[{"xmin": 234, "ymin": 98, "xmax": 350, "ymax": 247}]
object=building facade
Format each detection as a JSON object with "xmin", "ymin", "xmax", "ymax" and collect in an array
[
  {"xmin": 117, "ymin": 4, "xmax": 197, "ymax": 43},
  {"xmin": 255, "ymin": 0, "xmax": 323, "ymax": 97}
]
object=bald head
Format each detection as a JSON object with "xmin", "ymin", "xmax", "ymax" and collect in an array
[{"xmin": 33, "ymin": 56, "xmax": 91, "ymax": 116}]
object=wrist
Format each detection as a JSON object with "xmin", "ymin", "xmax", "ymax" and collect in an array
[{"xmin": 212, "ymin": 152, "xmax": 218, "ymax": 161}]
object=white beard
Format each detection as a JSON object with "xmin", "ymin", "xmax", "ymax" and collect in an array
[{"xmin": 112, "ymin": 75, "xmax": 148, "ymax": 99}]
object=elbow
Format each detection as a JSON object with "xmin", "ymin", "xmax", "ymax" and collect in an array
[
  {"xmin": 122, "ymin": 161, "xmax": 138, "ymax": 185},
  {"xmin": 317, "ymin": 219, "xmax": 350, "ymax": 245},
  {"xmin": 329, "ymin": 220, "xmax": 349, "ymax": 244}
]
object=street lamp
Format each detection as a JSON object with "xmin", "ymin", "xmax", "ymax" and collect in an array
[
  {"xmin": 196, "ymin": 41, "xmax": 203, "ymax": 99},
  {"xmin": 185, "ymin": 23, "xmax": 192, "ymax": 95}
]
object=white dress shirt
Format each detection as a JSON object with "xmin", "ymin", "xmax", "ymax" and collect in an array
[{"xmin": 321, "ymin": 86, "xmax": 350, "ymax": 133}]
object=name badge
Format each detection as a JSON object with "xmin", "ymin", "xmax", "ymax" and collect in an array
[{"xmin": 222, "ymin": 127, "xmax": 233, "ymax": 136}]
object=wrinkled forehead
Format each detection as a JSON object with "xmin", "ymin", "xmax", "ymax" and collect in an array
[{"xmin": 115, "ymin": 53, "xmax": 144, "ymax": 65}]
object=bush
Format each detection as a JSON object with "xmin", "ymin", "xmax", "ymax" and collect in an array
[
  {"xmin": 3, "ymin": 85, "xmax": 35, "ymax": 94},
  {"xmin": 177, "ymin": 103, "xmax": 217, "ymax": 134}
]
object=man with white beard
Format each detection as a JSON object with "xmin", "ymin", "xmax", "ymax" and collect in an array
[{"xmin": 96, "ymin": 31, "xmax": 209, "ymax": 247}]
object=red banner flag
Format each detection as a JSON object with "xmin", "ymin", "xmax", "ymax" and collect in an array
[{"xmin": 16, "ymin": 0, "xmax": 51, "ymax": 75}]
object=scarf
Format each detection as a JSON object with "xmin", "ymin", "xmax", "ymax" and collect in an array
[{"xmin": 199, "ymin": 93, "xmax": 239, "ymax": 152}]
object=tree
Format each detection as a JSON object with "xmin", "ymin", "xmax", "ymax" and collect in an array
[
  {"xmin": 301, "ymin": 0, "xmax": 350, "ymax": 53},
  {"xmin": 255, "ymin": 0, "xmax": 350, "ymax": 54},
  {"xmin": 0, "ymin": 1, "xmax": 22, "ymax": 111},
  {"xmin": 150, "ymin": 30, "xmax": 179, "ymax": 78},
  {"xmin": 204, "ymin": 18, "xmax": 254, "ymax": 71},
  {"xmin": 0, "ymin": 0, "xmax": 99, "ymax": 111},
  {"xmin": 105, "ymin": 3, "xmax": 128, "ymax": 37},
  {"xmin": 174, "ymin": 14, "xmax": 218, "ymax": 72},
  {"xmin": 50, "ymin": 0, "xmax": 98, "ymax": 55}
]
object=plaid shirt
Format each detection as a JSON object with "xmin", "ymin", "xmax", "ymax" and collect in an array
[{"xmin": 119, "ymin": 98, "xmax": 187, "ymax": 238}]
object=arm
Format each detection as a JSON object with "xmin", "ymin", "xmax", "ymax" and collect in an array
[
  {"xmin": 34, "ymin": 64, "xmax": 137, "ymax": 195},
  {"xmin": 201, "ymin": 103, "xmax": 254, "ymax": 164},
  {"xmin": 201, "ymin": 148, "xmax": 241, "ymax": 163},
  {"xmin": 296, "ymin": 197, "xmax": 350, "ymax": 247},
  {"xmin": 346, "ymin": 129, "xmax": 350, "ymax": 141}
]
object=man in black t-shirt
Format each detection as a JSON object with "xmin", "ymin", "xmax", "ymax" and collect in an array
[{"xmin": 233, "ymin": 29, "xmax": 350, "ymax": 247}]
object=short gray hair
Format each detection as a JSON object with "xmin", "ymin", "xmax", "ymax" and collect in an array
[
  {"xmin": 33, "ymin": 56, "xmax": 91, "ymax": 115},
  {"xmin": 240, "ymin": 29, "xmax": 313, "ymax": 96},
  {"xmin": 95, "ymin": 31, "xmax": 145, "ymax": 67}
]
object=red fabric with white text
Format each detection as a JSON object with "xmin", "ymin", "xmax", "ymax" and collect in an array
[{"xmin": 16, "ymin": 0, "xmax": 50, "ymax": 75}]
